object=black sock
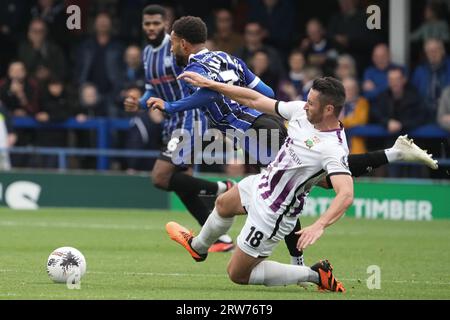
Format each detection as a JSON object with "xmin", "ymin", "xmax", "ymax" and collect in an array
[
  {"xmin": 285, "ymin": 219, "xmax": 303, "ymax": 257},
  {"xmin": 348, "ymin": 150, "xmax": 388, "ymax": 178},
  {"xmin": 175, "ymin": 190, "xmax": 210, "ymax": 226},
  {"xmin": 169, "ymin": 172, "xmax": 219, "ymax": 196}
]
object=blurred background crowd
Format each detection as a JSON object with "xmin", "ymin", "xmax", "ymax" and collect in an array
[{"xmin": 0, "ymin": 0, "xmax": 449, "ymax": 178}]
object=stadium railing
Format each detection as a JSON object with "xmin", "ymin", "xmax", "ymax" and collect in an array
[{"xmin": 11, "ymin": 117, "xmax": 450, "ymax": 170}]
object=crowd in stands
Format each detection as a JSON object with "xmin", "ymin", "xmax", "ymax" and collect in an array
[{"xmin": 0, "ymin": 0, "xmax": 449, "ymax": 179}]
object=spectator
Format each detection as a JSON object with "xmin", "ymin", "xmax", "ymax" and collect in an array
[
  {"xmin": 341, "ymin": 77, "xmax": 369, "ymax": 154},
  {"xmin": 210, "ymin": 8, "xmax": 244, "ymax": 54},
  {"xmin": 0, "ymin": 61, "xmax": 39, "ymax": 117},
  {"xmin": 0, "ymin": 102, "xmax": 16, "ymax": 170},
  {"xmin": 233, "ymin": 21, "xmax": 285, "ymax": 78},
  {"xmin": 0, "ymin": 61, "xmax": 40, "ymax": 167},
  {"xmin": 248, "ymin": 0, "xmax": 297, "ymax": 57},
  {"xmin": 36, "ymin": 78, "xmax": 71, "ymax": 123},
  {"xmin": 18, "ymin": 18, "xmax": 67, "ymax": 84},
  {"xmin": 362, "ymin": 43, "xmax": 405, "ymax": 102},
  {"xmin": 124, "ymin": 86, "xmax": 163, "ymax": 173},
  {"xmin": 334, "ymin": 54, "xmax": 357, "ymax": 80},
  {"xmin": 30, "ymin": 0, "xmax": 67, "ymax": 48},
  {"xmin": 75, "ymin": 83, "xmax": 107, "ymax": 169},
  {"xmin": 372, "ymin": 67, "xmax": 425, "ymax": 135},
  {"xmin": 411, "ymin": 38, "xmax": 450, "ymax": 122},
  {"xmin": 300, "ymin": 66, "xmax": 323, "ymax": 101},
  {"xmin": 0, "ymin": 1, "xmax": 30, "ymax": 78},
  {"xmin": 249, "ymin": 49, "xmax": 281, "ymax": 94},
  {"xmin": 163, "ymin": 5, "xmax": 177, "ymax": 33},
  {"xmin": 75, "ymin": 12, "xmax": 125, "ymax": 118},
  {"xmin": 278, "ymin": 50, "xmax": 306, "ymax": 101},
  {"xmin": 32, "ymin": 78, "xmax": 72, "ymax": 168},
  {"xmin": 410, "ymin": 1, "xmax": 450, "ymax": 44},
  {"xmin": 122, "ymin": 45, "xmax": 145, "ymax": 90},
  {"xmin": 117, "ymin": 0, "xmax": 147, "ymax": 45},
  {"xmin": 328, "ymin": 0, "xmax": 378, "ymax": 73},
  {"xmin": 75, "ymin": 83, "xmax": 107, "ymax": 121},
  {"xmin": 437, "ymin": 85, "xmax": 450, "ymax": 130},
  {"xmin": 299, "ymin": 18, "xmax": 338, "ymax": 76},
  {"xmin": 437, "ymin": 84, "xmax": 450, "ymax": 172},
  {"xmin": 116, "ymin": 45, "xmax": 145, "ymax": 118}
]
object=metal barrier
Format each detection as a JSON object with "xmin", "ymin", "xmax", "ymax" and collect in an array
[
  {"xmin": 11, "ymin": 117, "xmax": 450, "ymax": 170},
  {"xmin": 13, "ymin": 117, "xmax": 124, "ymax": 170},
  {"xmin": 6, "ymin": 146, "xmax": 160, "ymax": 171},
  {"xmin": 5, "ymin": 146, "xmax": 450, "ymax": 171},
  {"xmin": 346, "ymin": 124, "xmax": 449, "ymax": 138}
]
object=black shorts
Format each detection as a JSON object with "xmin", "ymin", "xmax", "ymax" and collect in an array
[
  {"xmin": 243, "ymin": 114, "xmax": 287, "ymax": 168},
  {"xmin": 157, "ymin": 133, "xmax": 212, "ymax": 169}
]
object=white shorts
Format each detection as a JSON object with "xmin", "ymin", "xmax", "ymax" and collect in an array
[{"xmin": 237, "ymin": 174, "xmax": 298, "ymax": 258}]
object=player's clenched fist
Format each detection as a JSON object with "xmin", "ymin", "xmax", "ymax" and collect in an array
[
  {"xmin": 147, "ymin": 97, "xmax": 167, "ymax": 112},
  {"xmin": 124, "ymin": 95, "xmax": 140, "ymax": 112}
]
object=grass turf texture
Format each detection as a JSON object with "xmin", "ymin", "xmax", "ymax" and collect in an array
[{"xmin": 0, "ymin": 208, "xmax": 449, "ymax": 300}]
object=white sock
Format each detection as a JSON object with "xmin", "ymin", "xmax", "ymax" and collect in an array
[
  {"xmin": 217, "ymin": 234, "xmax": 232, "ymax": 243},
  {"xmin": 248, "ymin": 260, "xmax": 319, "ymax": 286},
  {"xmin": 191, "ymin": 208, "xmax": 235, "ymax": 254},
  {"xmin": 291, "ymin": 255, "xmax": 304, "ymax": 266},
  {"xmin": 385, "ymin": 148, "xmax": 402, "ymax": 162},
  {"xmin": 216, "ymin": 181, "xmax": 227, "ymax": 195}
]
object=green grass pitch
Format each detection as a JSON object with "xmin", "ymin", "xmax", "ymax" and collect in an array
[{"xmin": 0, "ymin": 208, "xmax": 449, "ymax": 300}]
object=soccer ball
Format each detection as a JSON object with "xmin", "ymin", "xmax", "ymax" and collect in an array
[{"xmin": 46, "ymin": 247, "xmax": 87, "ymax": 283}]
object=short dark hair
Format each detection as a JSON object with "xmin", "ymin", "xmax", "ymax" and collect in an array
[
  {"xmin": 312, "ymin": 77, "xmax": 346, "ymax": 117},
  {"xmin": 388, "ymin": 66, "xmax": 406, "ymax": 77},
  {"xmin": 48, "ymin": 76, "xmax": 63, "ymax": 85},
  {"xmin": 172, "ymin": 16, "xmax": 207, "ymax": 44},
  {"xmin": 143, "ymin": 4, "xmax": 166, "ymax": 18}
]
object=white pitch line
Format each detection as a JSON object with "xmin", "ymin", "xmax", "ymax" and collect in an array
[
  {"xmin": 0, "ymin": 220, "xmax": 162, "ymax": 231},
  {"xmin": 89, "ymin": 271, "xmax": 450, "ymax": 286},
  {"xmin": 1, "ymin": 269, "xmax": 449, "ymax": 287},
  {"xmin": 89, "ymin": 271, "xmax": 225, "ymax": 278},
  {"xmin": 0, "ymin": 293, "xmax": 18, "ymax": 297}
]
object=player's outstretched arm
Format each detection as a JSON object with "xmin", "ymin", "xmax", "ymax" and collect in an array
[
  {"xmin": 147, "ymin": 88, "xmax": 223, "ymax": 114},
  {"xmin": 296, "ymin": 174, "xmax": 353, "ymax": 250},
  {"xmin": 178, "ymin": 71, "xmax": 279, "ymax": 116}
]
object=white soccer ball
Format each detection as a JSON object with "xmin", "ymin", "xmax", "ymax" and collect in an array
[{"xmin": 46, "ymin": 247, "xmax": 87, "ymax": 283}]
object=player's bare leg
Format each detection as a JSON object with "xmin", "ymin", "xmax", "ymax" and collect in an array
[
  {"xmin": 214, "ymin": 185, "xmax": 246, "ymax": 217},
  {"xmin": 227, "ymin": 247, "xmax": 265, "ymax": 284},
  {"xmin": 153, "ymin": 159, "xmax": 234, "ymax": 251}
]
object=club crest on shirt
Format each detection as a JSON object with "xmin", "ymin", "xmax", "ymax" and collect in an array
[
  {"xmin": 304, "ymin": 136, "xmax": 320, "ymax": 149},
  {"xmin": 164, "ymin": 57, "xmax": 173, "ymax": 67},
  {"xmin": 304, "ymin": 139, "xmax": 314, "ymax": 149}
]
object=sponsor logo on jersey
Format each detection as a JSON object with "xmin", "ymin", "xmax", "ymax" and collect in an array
[
  {"xmin": 304, "ymin": 139, "xmax": 314, "ymax": 149},
  {"xmin": 164, "ymin": 57, "xmax": 173, "ymax": 67}
]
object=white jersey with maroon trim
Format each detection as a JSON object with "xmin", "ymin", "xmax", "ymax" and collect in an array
[{"xmin": 256, "ymin": 100, "xmax": 351, "ymax": 217}]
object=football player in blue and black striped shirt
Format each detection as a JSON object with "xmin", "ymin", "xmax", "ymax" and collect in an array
[
  {"xmin": 124, "ymin": 5, "xmax": 234, "ymax": 253},
  {"xmin": 148, "ymin": 16, "xmax": 285, "ymax": 168}
]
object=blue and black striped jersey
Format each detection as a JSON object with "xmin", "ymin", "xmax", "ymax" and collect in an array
[
  {"xmin": 184, "ymin": 49, "xmax": 262, "ymax": 134},
  {"xmin": 142, "ymin": 34, "xmax": 207, "ymax": 140}
]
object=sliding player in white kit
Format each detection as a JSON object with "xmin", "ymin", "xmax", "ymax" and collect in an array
[{"xmin": 167, "ymin": 75, "xmax": 353, "ymax": 292}]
